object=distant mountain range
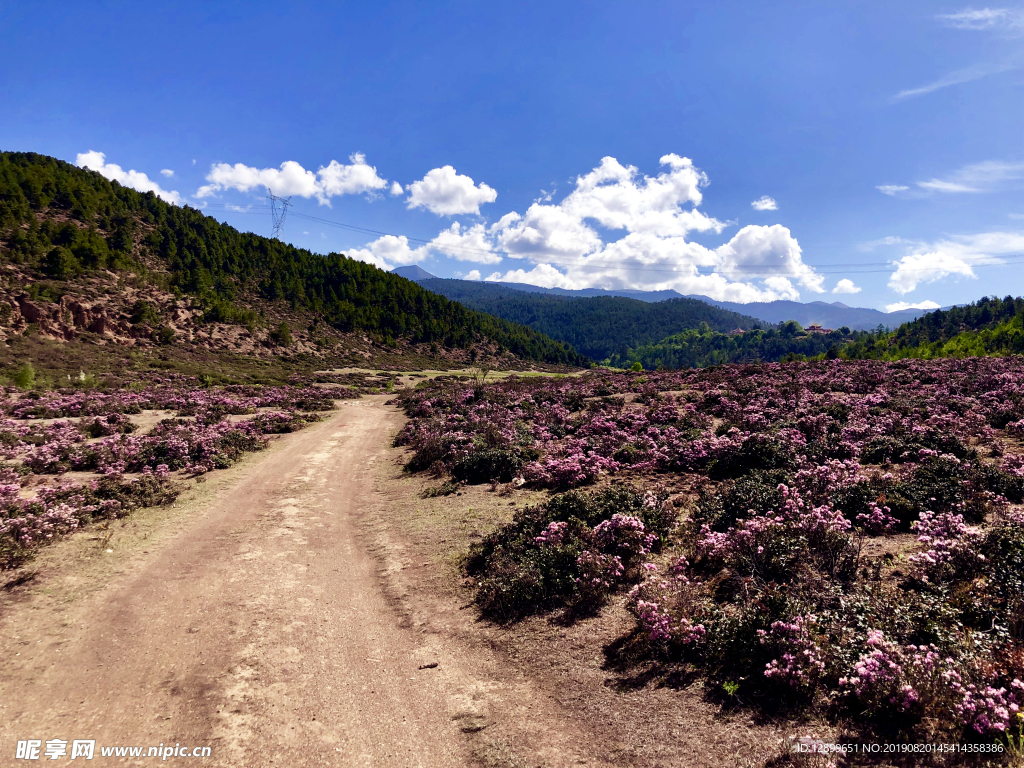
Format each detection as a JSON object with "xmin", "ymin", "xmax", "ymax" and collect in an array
[
  {"xmin": 391, "ymin": 266, "xmax": 937, "ymax": 331},
  {"xmin": 412, "ymin": 278, "xmax": 764, "ymax": 360},
  {"xmin": 683, "ymin": 296, "xmax": 934, "ymax": 332}
]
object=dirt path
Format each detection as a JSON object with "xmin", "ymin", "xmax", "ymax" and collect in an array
[{"xmin": 0, "ymin": 398, "xmax": 482, "ymax": 766}]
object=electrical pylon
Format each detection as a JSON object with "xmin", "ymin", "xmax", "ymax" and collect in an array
[{"xmin": 267, "ymin": 192, "xmax": 292, "ymax": 240}]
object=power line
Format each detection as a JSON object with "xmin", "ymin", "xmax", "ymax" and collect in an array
[{"xmin": 196, "ymin": 203, "xmax": 1024, "ymax": 276}]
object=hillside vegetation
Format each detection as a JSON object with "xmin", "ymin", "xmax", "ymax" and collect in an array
[
  {"xmin": 616, "ymin": 297, "xmax": 1023, "ymax": 370},
  {"xmin": 612, "ymin": 321, "xmax": 864, "ymax": 368},
  {"xmin": 418, "ymin": 277, "xmax": 764, "ymax": 360},
  {"xmin": 841, "ymin": 295, "xmax": 1024, "ymax": 360},
  {"xmin": 0, "ymin": 151, "xmax": 584, "ymax": 369}
]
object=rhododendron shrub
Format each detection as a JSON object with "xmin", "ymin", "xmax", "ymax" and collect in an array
[
  {"xmin": 466, "ymin": 486, "xmax": 675, "ymax": 620},
  {"xmin": 0, "ymin": 375, "xmax": 339, "ymax": 567},
  {"xmin": 406, "ymin": 358, "xmax": 1024, "ymax": 745},
  {"xmin": 0, "ymin": 470, "xmax": 179, "ymax": 567}
]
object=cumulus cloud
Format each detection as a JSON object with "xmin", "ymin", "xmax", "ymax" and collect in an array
[
  {"xmin": 715, "ymin": 225, "xmax": 825, "ymax": 293},
  {"xmin": 486, "ymin": 224, "xmax": 820, "ymax": 303},
  {"xmin": 876, "ymin": 185, "xmax": 910, "ymax": 196},
  {"xmin": 317, "ymin": 154, "xmax": 389, "ymax": 197},
  {"xmin": 886, "ymin": 230, "xmax": 1024, "ymax": 293},
  {"xmin": 195, "ymin": 154, "xmax": 388, "ymax": 204},
  {"xmin": 160, "ymin": 168, "xmax": 174, "ymax": 177},
  {"xmin": 347, "ymin": 235, "xmax": 428, "ymax": 270},
  {"xmin": 464, "ymin": 270, "xmax": 482, "ymax": 280},
  {"xmin": 558, "ymin": 154, "xmax": 720, "ymax": 236},
  {"xmin": 938, "ymin": 7, "xmax": 1024, "ymax": 30},
  {"xmin": 833, "ymin": 278, "xmax": 862, "ymax": 294},
  {"xmin": 349, "ymin": 154, "xmax": 823, "ymax": 302},
  {"xmin": 751, "ymin": 196, "xmax": 778, "ymax": 211},
  {"xmin": 406, "ymin": 166, "xmax": 497, "ymax": 216},
  {"xmin": 390, "ymin": 181, "xmax": 404, "ymax": 196},
  {"xmin": 428, "ymin": 222, "xmax": 502, "ymax": 264},
  {"xmin": 886, "ymin": 300, "xmax": 941, "ymax": 312},
  {"xmin": 494, "ymin": 154, "xmax": 724, "ymax": 263},
  {"xmin": 76, "ymin": 151, "xmax": 181, "ymax": 205}
]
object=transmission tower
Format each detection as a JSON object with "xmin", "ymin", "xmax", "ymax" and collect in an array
[{"xmin": 267, "ymin": 192, "xmax": 292, "ymax": 240}]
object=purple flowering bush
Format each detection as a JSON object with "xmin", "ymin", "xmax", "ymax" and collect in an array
[
  {"xmin": 0, "ymin": 374, "xmax": 340, "ymax": 567},
  {"xmin": 465, "ymin": 485, "xmax": 675, "ymax": 621},
  {"xmin": 398, "ymin": 358, "xmax": 1024, "ymax": 746}
]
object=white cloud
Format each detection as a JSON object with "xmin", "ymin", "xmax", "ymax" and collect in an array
[
  {"xmin": 916, "ymin": 160, "xmax": 1024, "ymax": 193},
  {"xmin": 558, "ymin": 154, "xmax": 722, "ymax": 237},
  {"xmin": 886, "ymin": 230, "xmax": 1024, "ymax": 293},
  {"xmin": 892, "ymin": 61, "xmax": 1016, "ymax": 101},
  {"xmin": 406, "ymin": 166, "xmax": 497, "ymax": 216},
  {"xmin": 390, "ymin": 181, "xmax": 404, "ymax": 196},
  {"xmin": 886, "ymin": 300, "xmax": 941, "ymax": 312},
  {"xmin": 195, "ymin": 154, "xmax": 388, "ymax": 204},
  {"xmin": 833, "ymin": 279, "xmax": 862, "ymax": 294},
  {"xmin": 76, "ymin": 151, "xmax": 182, "ymax": 205},
  {"xmin": 715, "ymin": 224, "xmax": 825, "ymax": 292},
  {"xmin": 888, "ymin": 251, "xmax": 977, "ymax": 294},
  {"xmin": 350, "ymin": 154, "xmax": 823, "ymax": 302},
  {"xmin": 486, "ymin": 224, "xmax": 821, "ymax": 303},
  {"xmin": 160, "ymin": 168, "xmax": 175, "ymax": 177},
  {"xmin": 938, "ymin": 8, "xmax": 1024, "ymax": 30},
  {"xmin": 486, "ymin": 264, "xmax": 578, "ymax": 289},
  {"xmin": 347, "ymin": 235, "xmax": 429, "ymax": 270},
  {"xmin": 751, "ymin": 196, "xmax": 778, "ymax": 211},
  {"xmin": 860, "ymin": 235, "xmax": 915, "ymax": 250},
  {"xmin": 317, "ymin": 154, "xmax": 388, "ymax": 197},
  {"xmin": 494, "ymin": 154, "xmax": 724, "ymax": 263},
  {"xmin": 465, "ymin": 270, "xmax": 482, "ymax": 281},
  {"xmin": 496, "ymin": 202, "xmax": 604, "ymax": 261},
  {"xmin": 428, "ymin": 222, "xmax": 502, "ymax": 264},
  {"xmin": 877, "ymin": 160, "xmax": 1024, "ymax": 199}
]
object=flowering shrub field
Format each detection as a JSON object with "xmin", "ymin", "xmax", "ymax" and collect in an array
[
  {"xmin": 0, "ymin": 373, "xmax": 345, "ymax": 568},
  {"xmin": 395, "ymin": 358, "xmax": 1024, "ymax": 748}
]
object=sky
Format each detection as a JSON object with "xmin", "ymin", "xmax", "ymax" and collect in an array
[{"xmin": 1, "ymin": 1, "xmax": 1021, "ymax": 312}]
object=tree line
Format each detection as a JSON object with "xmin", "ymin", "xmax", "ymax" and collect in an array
[{"xmin": 0, "ymin": 152, "xmax": 585, "ymax": 365}]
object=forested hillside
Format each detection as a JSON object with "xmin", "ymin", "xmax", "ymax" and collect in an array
[
  {"xmin": 618, "ymin": 297, "xmax": 1024, "ymax": 370},
  {"xmin": 613, "ymin": 322, "xmax": 863, "ymax": 368},
  {"xmin": 0, "ymin": 152, "xmax": 584, "ymax": 366},
  {"xmin": 840, "ymin": 295, "xmax": 1024, "ymax": 360},
  {"xmin": 418, "ymin": 278, "xmax": 764, "ymax": 360}
]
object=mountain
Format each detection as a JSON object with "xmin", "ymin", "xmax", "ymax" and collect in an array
[
  {"xmin": 0, "ymin": 151, "xmax": 585, "ymax": 370},
  {"xmin": 490, "ymin": 282, "xmax": 685, "ymax": 303},
  {"xmin": 684, "ymin": 296, "xmax": 932, "ymax": 331},
  {"xmin": 391, "ymin": 264, "xmax": 437, "ymax": 281},
  {"xmin": 398, "ymin": 269, "xmax": 684, "ymax": 302},
  {"xmin": 417, "ymin": 278, "xmax": 764, "ymax": 360},
  {"xmin": 399, "ymin": 270, "xmax": 937, "ymax": 332}
]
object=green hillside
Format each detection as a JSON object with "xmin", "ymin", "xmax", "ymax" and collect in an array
[
  {"xmin": 418, "ymin": 278, "xmax": 765, "ymax": 360},
  {"xmin": 0, "ymin": 151, "xmax": 585, "ymax": 366},
  {"xmin": 613, "ymin": 321, "xmax": 865, "ymax": 369},
  {"xmin": 619, "ymin": 297, "xmax": 1024, "ymax": 370},
  {"xmin": 840, "ymin": 295, "xmax": 1024, "ymax": 360}
]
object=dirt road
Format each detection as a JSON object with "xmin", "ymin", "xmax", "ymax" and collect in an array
[{"xmin": 0, "ymin": 398, "xmax": 479, "ymax": 766}]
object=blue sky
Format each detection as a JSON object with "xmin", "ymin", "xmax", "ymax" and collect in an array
[{"xmin": 2, "ymin": 1, "xmax": 1021, "ymax": 311}]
